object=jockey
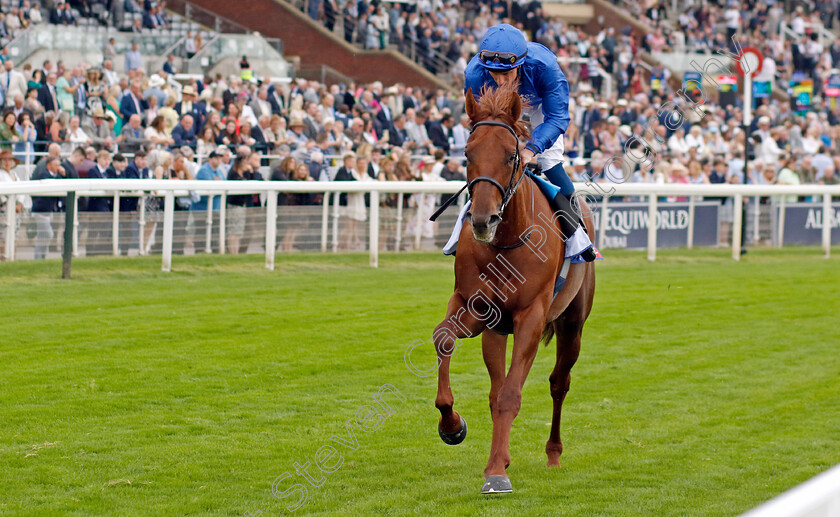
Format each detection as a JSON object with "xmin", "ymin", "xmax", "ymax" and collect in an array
[{"xmin": 443, "ymin": 24, "xmax": 597, "ymax": 262}]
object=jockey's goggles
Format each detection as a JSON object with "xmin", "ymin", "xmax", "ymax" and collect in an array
[{"xmin": 479, "ymin": 50, "xmax": 527, "ymax": 67}]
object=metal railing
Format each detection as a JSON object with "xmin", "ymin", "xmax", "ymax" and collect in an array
[
  {"xmin": 780, "ymin": 21, "xmax": 836, "ymax": 47},
  {"xmin": 1, "ymin": 180, "xmax": 838, "ymax": 270},
  {"xmin": 168, "ymin": 0, "xmax": 251, "ymax": 35}
]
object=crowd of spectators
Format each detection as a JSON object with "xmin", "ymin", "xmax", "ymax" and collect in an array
[{"xmin": 3, "ymin": 1, "xmax": 840, "ymax": 258}]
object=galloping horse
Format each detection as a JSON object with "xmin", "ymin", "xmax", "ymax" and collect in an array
[{"xmin": 431, "ymin": 83, "xmax": 596, "ymax": 494}]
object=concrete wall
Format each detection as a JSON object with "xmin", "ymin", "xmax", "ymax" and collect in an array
[{"xmin": 175, "ymin": 0, "xmax": 451, "ymax": 90}]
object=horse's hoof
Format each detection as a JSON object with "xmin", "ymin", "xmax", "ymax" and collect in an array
[
  {"xmin": 481, "ymin": 475, "xmax": 513, "ymax": 494},
  {"xmin": 438, "ymin": 415, "xmax": 467, "ymax": 445}
]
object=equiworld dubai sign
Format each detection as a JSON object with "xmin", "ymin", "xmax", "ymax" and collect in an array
[{"xmin": 592, "ymin": 201, "xmax": 720, "ymax": 249}]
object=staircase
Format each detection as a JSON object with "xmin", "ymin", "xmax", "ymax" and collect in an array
[{"xmin": 166, "ymin": 0, "xmax": 453, "ymax": 90}]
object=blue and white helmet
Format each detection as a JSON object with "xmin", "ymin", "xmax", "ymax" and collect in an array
[{"xmin": 477, "ymin": 24, "xmax": 528, "ymax": 71}]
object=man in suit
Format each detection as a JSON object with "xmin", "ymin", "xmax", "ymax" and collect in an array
[
  {"xmin": 119, "ymin": 80, "xmax": 147, "ymax": 121},
  {"xmin": 59, "ymin": 146, "xmax": 84, "ymax": 182},
  {"xmin": 402, "ymin": 87, "xmax": 419, "ymax": 110},
  {"xmin": 302, "ymin": 102, "xmax": 321, "ymax": 140},
  {"xmin": 119, "ymin": 114, "xmax": 147, "ymax": 153},
  {"xmin": 1, "ymin": 60, "xmax": 27, "ymax": 107},
  {"xmin": 105, "ymin": 153, "xmax": 128, "ymax": 178},
  {"xmin": 84, "ymin": 150, "xmax": 114, "ymax": 255},
  {"xmin": 389, "ymin": 114, "xmax": 409, "ymax": 148},
  {"xmin": 142, "ymin": 7, "xmax": 156, "ymax": 29},
  {"xmin": 82, "ymin": 107, "xmax": 113, "ymax": 148},
  {"xmin": 249, "ymin": 86, "xmax": 273, "ymax": 120},
  {"xmin": 332, "ymin": 152, "xmax": 356, "ymax": 205},
  {"xmin": 375, "ymin": 96, "xmax": 394, "ymax": 136},
  {"xmin": 252, "ymin": 114, "xmax": 271, "ymax": 152},
  {"xmin": 30, "ymin": 157, "xmax": 64, "ymax": 259},
  {"xmin": 174, "ymin": 85, "xmax": 206, "ymax": 130},
  {"xmin": 171, "ymin": 114, "xmax": 197, "ymax": 148},
  {"xmin": 37, "ymin": 73, "xmax": 59, "ymax": 113},
  {"xmin": 428, "ymin": 114, "xmax": 454, "ymax": 154},
  {"xmin": 119, "ymin": 150, "xmax": 148, "ymax": 212},
  {"xmin": 267, "ymin": 83, "xmax": 286, "ymax": 115},
  {"xmin": 116, "ymin": 150, "xmax": 148, "ymax": 253}
]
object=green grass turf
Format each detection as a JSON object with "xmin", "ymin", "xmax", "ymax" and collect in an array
[{"xmin": 1, "ymin": 247, "xmax": 839, "ymax": 516}]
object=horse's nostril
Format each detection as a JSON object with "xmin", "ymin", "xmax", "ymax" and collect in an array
[{"xmin": 488, "ymin": 214, "xmax": 502, "ymax": 227}]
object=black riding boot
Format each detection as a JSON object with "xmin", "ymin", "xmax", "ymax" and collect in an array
[{"xmin": 547, "ymin": 192, "xmax": 598, "ymax": 263}]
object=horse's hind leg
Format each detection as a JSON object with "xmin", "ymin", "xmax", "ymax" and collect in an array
[
  {"xmin": 545, "ymin": 315, "xmax": 583, "ymax": 467},
  {"xmin": 434, "ymin": 294, "xmax": 486, "ymax": 444}
]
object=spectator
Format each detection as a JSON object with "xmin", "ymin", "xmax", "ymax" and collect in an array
[
  {"xmin": 60, "ymin": 146, "xmax": 84, "ymax": 179},
  {"xmin": 14, "ymin": 111, "xmax": 37, "ymax": 162},
  {"xmin": 174, "ymin": 85, "xmax": 206, "ymax": 130},
  {"xmin": 119, "ymin": 80, "xmax": 147, "ymax": 122},
  {"xmin": 0, "ymin": 110, "xmax": 19, "ymax": 151},
  {"xmin": 124, "ymin": 43, "xmax": 143, "ymax": 73},
  {"xmin": 225, "ymin": 152, "xmax": 260, "ymax": 254},
  {"xmin": 145, "ymin": 115, "xmax": 175, "ymax": 148},
  {"xmin": 83, "ymin": 107, "xmax": 113, "ymax": 148},
  {"xmin": 105, "ymin": 152, "xmax": 128, "ymax": 178},
  {"xmin": 67, "ymin": 115, "xmax": 91, "ymax": 146},
  {"xmin": 38, "ymin": 73, "xmax": 59, "ymax": 112},
  {"xmin": 172, "ymin": 114, "xmax": 197, "ymax": 148},
  {"xmin": 1, "ymin": 61, "xmax": 28, "ymax": 108},
  {"xmin": 30, "ymin": 156, "xmax": 65, "ymax": 259},
  {"xmin": 82, "ymin": 149, "xmax": 114, "ymax": 254},
  {"xmin": 119, "ymin": 114, "xmax": 146, "ymax": 153},
  {"xmin": 428, "ymin": 113, "xmax": 454, "ymax": 153}
]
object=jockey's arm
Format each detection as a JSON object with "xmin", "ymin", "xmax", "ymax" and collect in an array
[{"xmin": 523, "ymin": 63, "xmax": 571, "ymax": 161}]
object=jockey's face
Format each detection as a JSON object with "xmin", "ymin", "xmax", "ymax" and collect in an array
[{"xmin": 489, "ymin": 67, "xmax": 518, "ymax": 87}]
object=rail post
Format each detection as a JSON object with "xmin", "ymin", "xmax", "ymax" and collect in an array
[
  {"xmin": 369, "ymin": 190, "xmax": 379, "ymax": 267},
  {"xmin": 62, "ymin": 191, "xmax": 76, "ymax": 279},
  {"xmin": 822, "ymin": 193, "xmax": 832, "ymax": 258},
  {"xmin": 647, "ymin": 193, "xmax": 657, "ymax": 261},
  {"xmin": 161, "ymin": 191, "xmax": 174, "ymax": 272},
  {"xmin": 732, "ymin": 194, "xmax": 743, "ymax": 261},
  {"xmin": 266, "ymin": 190, "xmax": 277, "ymax": 270}
]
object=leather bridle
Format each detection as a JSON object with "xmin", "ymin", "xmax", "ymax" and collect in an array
[{"xmin": 429, "ymin": 119, "xmax": 526, "ymax": 222}]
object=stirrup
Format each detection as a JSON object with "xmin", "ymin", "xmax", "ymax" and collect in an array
[{"xmin": 548, "ymin": 193, "xmax": 598, "ymax": 263}]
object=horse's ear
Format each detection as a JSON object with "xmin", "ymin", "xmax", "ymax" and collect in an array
[
  {"xmin": 465, "ymin": 88, "xmax": 478, "ymax": 122},
  {"xmin": 509, "ymin": 92, "xmax": 521, "ymax": 125}
]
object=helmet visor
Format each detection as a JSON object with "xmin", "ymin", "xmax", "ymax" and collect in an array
[{"xmin": 479, "ymin": 50, "xmax": 527, "ymax": 67}]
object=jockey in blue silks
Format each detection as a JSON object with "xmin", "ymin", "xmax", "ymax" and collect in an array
[{"xmin": 443, "ymin": 24, "xmax": 597, "ymax": 263}]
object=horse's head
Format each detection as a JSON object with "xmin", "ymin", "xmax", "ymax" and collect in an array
[{"xmin": 463, "ymin": 84, "xmax": 528, "ymax": 243}]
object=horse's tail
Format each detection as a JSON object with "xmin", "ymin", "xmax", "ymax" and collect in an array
[{"xmin": 540, "ymin": 321, "xmax": 555, "ymax": 347}]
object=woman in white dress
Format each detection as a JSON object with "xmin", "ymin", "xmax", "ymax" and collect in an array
[
  {"xmin": 0, "ymin": 150, "xmax": 24, "ymax": 261},
  {"xmin": 66, "ymin": 115, "xmax": 91, "ymax": 148},
  {"xmin": 343, "ymin": 156, "xmax": 375, "ymax": 250}
]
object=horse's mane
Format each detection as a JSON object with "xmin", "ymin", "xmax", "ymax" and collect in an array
[{"xmin": 472, "ymin": 82, "xmax": 531, "ymax": 140}]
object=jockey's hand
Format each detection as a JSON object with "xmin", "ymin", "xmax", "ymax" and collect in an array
[{"xmin": 520, "ymin": 147, "xmax": 536, "ymax": 165}]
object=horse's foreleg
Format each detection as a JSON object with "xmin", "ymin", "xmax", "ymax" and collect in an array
[
  {"xmin": 482, "ymin": 331, "xmax": 507, "ymax": 415},
  {"xmin": 484, "ymin": 303, "xmax": 545, "ymax": 478},
  {"xmin": 546, "ymin": 316, "xmax": 582, "ymax": 467},
  {"xmin": 434, "ymin": 294, "xmax": 485, "ymax": 443}
]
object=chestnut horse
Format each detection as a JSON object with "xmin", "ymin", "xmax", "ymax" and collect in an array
[{"xmin": 431, "ymin": 83, "xmax": 596, "ymax": 494}]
